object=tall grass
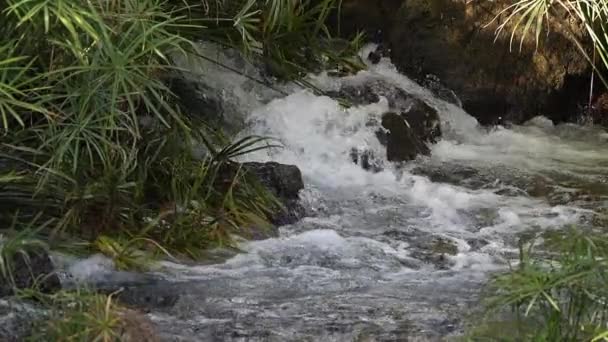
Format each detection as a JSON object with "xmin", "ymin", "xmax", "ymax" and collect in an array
[
  {"xmin": 0, "ymin": 0, "xmax": 357, "ymax": 261},
  {"xmin": 471, "ymin": 228, "xmax": 608, "ymax": 341},
  {"xmin": 25, "ymin": 288, "xmax": 131, "ymax": 342}
]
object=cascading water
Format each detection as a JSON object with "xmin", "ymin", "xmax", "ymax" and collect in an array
[{"xmin": 67, "ymin": 45, "xmax": 608, "ymax": 341}]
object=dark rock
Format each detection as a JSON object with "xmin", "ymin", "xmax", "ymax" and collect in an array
[
  {"xmin": 409, "ymin": 235, "xmax": 458, "ymax": 270},
  {"xmin": 368, "ymin": 51, "xmax": 382, "ymax": 64},
  {"xmin": 338, "ymin": 0, "xmax": 595, "ymax": 126},
  {"xmin": 0, "ymin": 247, "xmax": 60, "ymax": 297},
  {"xmin": 110, "ymin": 283, "xmax": 181, "ymax": 312},
  {"xmin": 382, "ymin": 229, "xmax": 458, "ymax": 269},
  {"xmin": 243, "ymin": 162, "xmax": 305, "ymax": 226},
  {"xmin": 401, "ymin": 97, "xmax": 441, "ymax": 144},
  {"xmin": 421, "ymin": 74, "xmax": 462, "ymax": 107},
  {"xmin": 466, "ymin": 238, "xmax": 489, "ymax": 251},
  {"xmin": 166, "ymin": 75, "xmax": 224, "ymax": 127},
  {"xmin": 381, "ymin": 112, "xmax": 428, "ymax": 162},
  {"xmin": 527, "ymin": 175, "xmax": 552, "ymax": 198},
  {"xmin": 326, "ymin": 84, "xmax": 381, "ymax": 106},
  {"xmin": 412, "ymin": 163, "xmax": 481, "ymax": 187},
  {"xmin": 165, "ymin": 73, "xmax": 248, "ymax": 133},
  {"xmin": 586, "ymin": 92, "xmax": 608, "ymax": 126},
  {"xmin": 329, "ymin": 79, "xmax": 441, "ymax": 166}
]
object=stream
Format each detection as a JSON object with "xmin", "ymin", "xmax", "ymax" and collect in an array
[{"xmin": 68, "ymin": 45, "xmax": 608, "ymax": 341}]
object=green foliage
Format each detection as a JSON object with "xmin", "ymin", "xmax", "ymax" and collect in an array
[
  {"xmin": 177, "ymin": 0, "xmax": 366, "ymax": 79},
  {"xmin": 26, "ymin": 289, "xmax": 125, "ymax": 342},
  {"xmin": 93, "ymin": 235, "xmax": 173, "ymax": 271},
  {"xmin": 0, "ymin": 0, "xmax": 356, "ymax": 262},
  {"xmin": 470, "ymin": 227, "xmax": 608, "ymax": 341},
  {"xmin": 0, "ymin": 214, "xmax": 50, "ymax": 290},
  {"xmin": 494, "ymin": 0, "xmax": 608, "ymax": 87}
]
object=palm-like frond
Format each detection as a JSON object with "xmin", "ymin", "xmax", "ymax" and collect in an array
[
  {"xmin": 493, "ymin": 0, "xmax": 608, "ymax": 87},
  {"xmin": 0, "ymin": 42, "xmax": 47, "ymax": 131}
]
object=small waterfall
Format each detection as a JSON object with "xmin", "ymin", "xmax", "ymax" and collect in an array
[{"xmin": 69, "ymin": 43, "xmax": 608, "ymax": 341}]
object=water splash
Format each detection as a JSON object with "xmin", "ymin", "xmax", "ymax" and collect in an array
[{"xmin": 65, "ymin": 43, "xmax": 608, "ymax": 340}]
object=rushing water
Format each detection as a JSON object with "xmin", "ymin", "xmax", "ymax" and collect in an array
[{"xmin": 67, "ymin": 45, "xmax": 608, "ymax": 341}]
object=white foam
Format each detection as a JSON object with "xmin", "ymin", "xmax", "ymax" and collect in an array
[
  {"xmin": 174, "ymin": 43, "xmax": 604, "ymax": 275},
  {"xmin": 67, "ymin": 254, "xmax": 115, "ymax": 282}
]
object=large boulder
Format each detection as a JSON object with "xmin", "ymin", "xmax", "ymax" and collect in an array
[
  {"xmin": 243, "ymin": 162, "xmax": 305, "ymax": 226},
  {"xmin": 0, "ymin": 247, "xmax": 60, "ymax": 297},
  {"xmin": 330, "ymin": 80, "xmax": 441, "ymax": 164},
  {"xmin": 338, "ymin": 0, "xmax": 594, "ymax": 126}
]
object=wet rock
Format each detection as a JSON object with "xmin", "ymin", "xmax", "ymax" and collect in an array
[
  {"xmin": 0, "ymin": 299, "xmax": 42, "ymax": 342},
  {"xmin": 367, "ymin": 50, "xmax": 382, "ymax": 64},
  {"xmin": 471, "ymin": 208, "xmax": 500, "ymax": 230},
  {"xmin": 400, "ymin": 97, "xmax": 441, "ymax": 144},
  {"xmin": 166, "ymin": 75, "xmax": 224, "ymax": 127},
  {"xmin": 326, "ymin": 84, "xmax": 381, "ymax": 106},
  {"xmin": 165, "ymin": 73, "xmax": 245, "ymax": 133},
  {"xmin": 421, "ymin": 74, "xmax": 462, "ymax": 107},
  {"xmin": 587, "ymin": 92, "xmax": 608, "ymax": 126},
  {"xmin": 339, "ymin": 0, "xmax": 593, "ymax": 126},
  {"xmin": 466, "ymin": 238, "xmax": 489, "ymax": 251},
  {"xmin": 243, "ymin": 162, "xmax": 305, "ymax": 226},
  {"xmin": 412, "ymin": 163, "xmax": 481, "ymax": 187},
  {"xmin": 427, "ymin": 237, "xmax": 459, "ymax": 255},
  {"xmin": 381, "ymin": 112, "xmax": 428, "ymax": 162},
  {"xmin": 0, "ymin": 247, "xmax": 60, "ymax": 297},
  {"xmin": 329, "ymin": 80, "xmax": 441, "ymax": 165},
  {"xmin": 382, "ymin": 230, "xmax": 458, "ymax": 269},
  {"xmin": 527, "ymin": 175, "xmax": 552, "ymax": 197},
  {"xmin": 409, "ymin": 236, "xmax": 458, "ymax": 270},
  {"xmin": 106, "ymin": 283, "xmax": 181, "ymax": 312}
]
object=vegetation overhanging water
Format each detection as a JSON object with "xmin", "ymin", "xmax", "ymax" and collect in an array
[{"xmin": 1, "ymin": 0, "xmax": 608, "ymax": 340}]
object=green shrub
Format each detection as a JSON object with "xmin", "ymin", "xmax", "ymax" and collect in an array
[
  {"xmin": 0, "ymin": 0, "xmax": 358, "ymax": 261},
  {"xmin": 470, "ymin": 228, "xmax": 608, "ymax": 341}
]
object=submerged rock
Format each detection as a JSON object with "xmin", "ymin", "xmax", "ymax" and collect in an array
[
  {"xmin": 0, "ymin": 247, "xmax": 60, "ymax": 297},
  {"xmin": 409, "ymin": 236, "xmax": 459, "ymax": 270},
  {"xmin": 112, "ymin": 283, "xmax": 181, "ymax": 312},
  {"xmin": 350, "ymin": 148, "xmax": 384, "ymax": 172}
]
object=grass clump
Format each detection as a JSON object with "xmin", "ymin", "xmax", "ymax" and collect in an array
[
  {"xmin": 0, "ymin": 214, "xmax": 58, "ymax": 296},
  {"xmin": 24, "ymin": 288, "xmax": 152, "ymax": 342},
  {"xmin": 469, "ymin": 227, "xmax": 608, "ymax": 341},
  {"xmin": 0, "ymin": 0, "xmax": 360, "ymax": 264}
]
